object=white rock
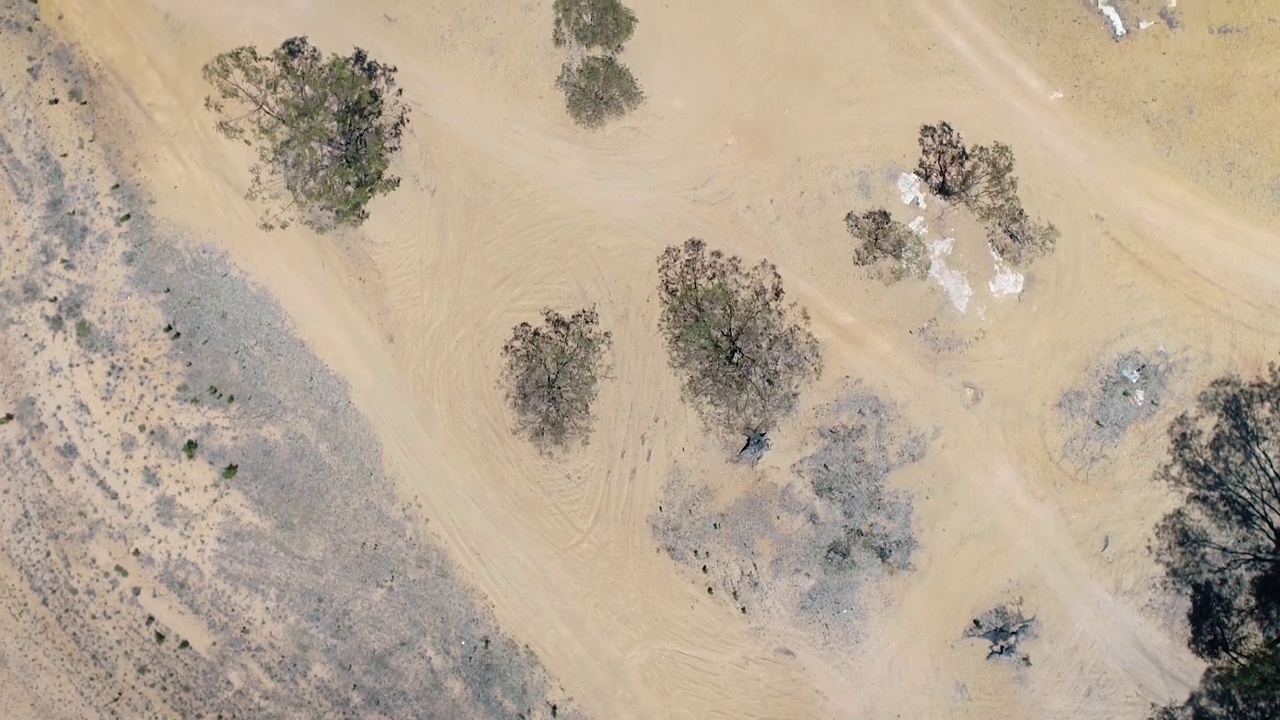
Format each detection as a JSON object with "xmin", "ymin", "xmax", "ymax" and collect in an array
[
  {"xmin": 898, "ymin": 173, "xmax": 927, "ymax": 210},
  {"xmin": 928, "ymin": 238, "xmax": 972, "ymax": 314}
]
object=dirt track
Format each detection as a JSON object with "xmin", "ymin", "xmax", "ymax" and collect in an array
[{"xmin": 3, "ymin": 0, "xmax": 1280, "ymax": 718}]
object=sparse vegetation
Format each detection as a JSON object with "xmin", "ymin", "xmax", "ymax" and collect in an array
[
  {"xmin": 1150, "ymin": 365, "xmax": 1280, "ymax": 718},
  {"xmin": 557, "ymin": 56, "xmax": 643, "ymax": 128},
  {"xmin": 656, "ymin": 238, "xmax": 822, "ymax": 436},
  {"xmin": 844, "ymin": 208, "xmax": 926, "ymax": 282},
  {"xmin": 965, "ymin": 602, "xmax": 1036, "ymax": 666},
  {"xmin": 797, "ymin": 420, "xmax": 918, "ymax": 571},
  {"xmin": 0, "ymin": 413, "xmax": 13, "ymax": 425},
  {"xmin": 182, "ymin": 439, "xmax": 198, "ymax": 460},
  {"xmin": 500, "ymin": 307, "xmax": 612, "ymax": 450},
  {"xmin": 552, "ymin": 0, "xmax": 637, "ymax": 52},
  {"xmin": 202, "ymin": 36, "xmax": 410, "ymax": 231},
  {"xmin": 914, "ymin": 121, "xmax": 1057, "ymax": 266},
  {"xmin": 221, "ymin": 464, "xmax": 239, "ymax": 480}
]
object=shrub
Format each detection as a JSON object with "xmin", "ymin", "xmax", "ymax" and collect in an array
[
  {"xmin": 500, "ymin": 307, "xmax": 612, "ymax": 450},
  {"xmin": 984, "ymin": 201, "xmax": 1059, "ymax": 266},
  {"xmin": 557, "ymin": 55, "xmax": 643, "ymax": 128},
  {"xmin": 656, "ymin": 238, "xmax": 821, "ymax": 435},
  {"xmin": 845, "ymin": 208, "xmax": 927, "ymax": 282},
  {"xmin": 202, "ymin": 36, "xmax": 410, "ymax": 231},
  {"xmin": 916, "ymin": 121, "xmax": 973, "ymax": 199},
  {"xmin": 552, "ymin": 0, "xmax": 638, "ymax": 52}
]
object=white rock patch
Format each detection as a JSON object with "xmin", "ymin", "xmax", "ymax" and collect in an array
[
  {"xmin": 987, "ymin": 247, "xmax": 1024, "ymax": 297},
  {"xmin": 908, "ymin": 215, "xmax": 928, "ymax": 237},
  {"xmin": 898, "ymin": 173, "xmax": 926, "ymax": 210},
  {"xmin": 928, "ymin": 238, "xmax": 972, "ymax": 314},
  {"xmin": 1098, "ymin": 1, "xmax": 1127, "ymax": 37}
]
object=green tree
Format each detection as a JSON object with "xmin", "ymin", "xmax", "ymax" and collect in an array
[
  {"xmin": 1150, "ymin": 366, "xmax": 1280, "ymax": 718},
  {"xmin": 500, "ymin": 307, "xmax": 612, "ymax": 450},
  {"xmin": 845, "ymin": 208, "xmax": 927, "ymax": 282},
  {"xmin": 203, "ymin": 36, "xmax": 410, "ymax": 231},
  {"xmin": 552, "ymin": 0, "xmax": 638, "ymax": 52},
  {"xmin": 657, "ymin": 238, "xmax": 822, "ymax": 436},
  {"xmin": 557, "ymin": 55, "xmax": 644, "ymax": 128}
]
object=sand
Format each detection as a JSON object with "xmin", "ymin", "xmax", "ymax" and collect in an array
[{"xmin": 2, "ymin": 0, "xmax": 1279, "ymax": 717}]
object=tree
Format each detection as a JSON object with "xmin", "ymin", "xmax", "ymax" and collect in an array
[
  {"xmin": 656, "ymin": 238, "xmax": 822, "ymax": 436},
  {"xmin": 552, "ymin": 0, "xmax": 638, "ymax": 52},
  {"xmin": 916, "ymin": 121, "xmax": 974, "ymax": 199},
  {"xmin": 1150, "ymin": 366, "xmax": 1280, "ymax": 717},
  {"xmin": 203, "ymin": 36, "xmax": 410, "ymax": 231},
  {"xmin": 500, "ymin": 307, "xmax": 611, "ymax": 450},
  {"xmin": 845, "ymin": 208, "xmax": 927, "ymax": 282},
  {"xmin": 965, "ymin": 141, "xmax": 1019, "ymax": 221},
  {"xmin": 985, "ymin": 201, "xmax": 1059, "ymax": 266},
  {"xmin": 557, "ymin": 55, "xmax": 644, "ymax": 128}
]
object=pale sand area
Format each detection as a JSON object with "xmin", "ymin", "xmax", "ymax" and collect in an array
[{"xmin": 2, "ymin": 0, "xmax": 1279, "ymax": 717}]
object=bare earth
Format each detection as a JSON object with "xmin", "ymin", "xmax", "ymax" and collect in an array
[{"xmin": 2, "ymin": 0, "xmax": 1279, "ymax": 718}]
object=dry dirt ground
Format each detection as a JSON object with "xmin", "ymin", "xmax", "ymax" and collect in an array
[{"xmin": 2, "ymin": 0, "xmax": 1279, "ymax": 718}]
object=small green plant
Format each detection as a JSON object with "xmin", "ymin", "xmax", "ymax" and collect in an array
[
  {"xmin": 557, "ymin": 55, "xmax": 643, "ymax": 128},
  {"xmin": 117, "ymin": 212, "xmax": 132, "ymax": 223},
  {"xmin": 154, "ymin": 631, "xmax": 166, "ymax": 645},
  {"xmin": 0, "ymin": 413, "xmax": 13, "ymax": 425},
  {"xmin": 68, "ymin": 87, "xmax": 83, "ymax": 103},
  {"xmin": 221, "ymin": 464, "xmax": 239, "ymax": 480},
  {"xmin": 75, "ymin": 319, "xmax": 91, "ymax": 338},
  {"xmin": 114, "ymin": 564, "xmax": 129, "ymax": 577},
  {"xmin": 182, "ymin": 439, "xmax": 198, "ymax": 460}
]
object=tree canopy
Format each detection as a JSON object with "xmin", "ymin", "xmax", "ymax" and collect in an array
[
  {"xmin": 552, "ymin": 0, "xmax": 638, "ymax": 52},
  {"xmin": 656, "ymin": 238, "xmax": 822, "ymax": 436},
  {"xmin": 203, "ymin": 36, "xmax": 410, "ymax": 232},
  {"xmin": 1151, "ymin": 365, "xmax": 1280, "ymax": 718},
  {"xmin": 914, "ymin": 121, "xmax": 1057, "ymax": 266},
  {"xmin": 845, "ymin": 208, "xmax": 927, "ymax": 282},
  {"xmin": 557, "ymin": 55, "xmax": 644, "ymax": 129},
  {"xmin": 500, "ymin": 307, "xmax": 612, "ymax": 450}
]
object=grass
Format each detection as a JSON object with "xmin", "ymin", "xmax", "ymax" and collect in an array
[
  {"xmin": 221, "ymin": 464, "xmax": 238, "ymax": 480},
  {"xmin": 182, "ymin": 439, "xmax": 198, "ymax": 460},
  {"xmin": 75, "ymin": 318, "xmax": 91, "ymax": 338}
]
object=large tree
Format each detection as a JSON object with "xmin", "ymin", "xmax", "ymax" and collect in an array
[
  {"xmin": 557, "ymin": 55, "xmax": 644, "ymax": 128},
  {"xmin": 203, "ymin": 36, "xmax": 410, "ymax": 232},
  {"xmin": 656, "ymin": 238, "xmax": 822, "ymax": 436},
  {"xmin": 500, "ymin": 307, "xmax": 612, "ymax": 450},
  {"xmin": 1151, "ymin": 366, "xmax": 1280, "ymax": 718}
]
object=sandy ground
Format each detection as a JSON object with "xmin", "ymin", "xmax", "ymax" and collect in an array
[{"xmin": 3, "ymin": 0, "xmax": 1280, "ymax": 717}]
